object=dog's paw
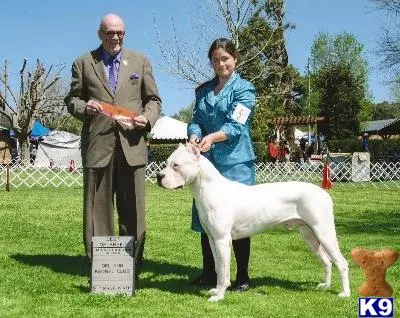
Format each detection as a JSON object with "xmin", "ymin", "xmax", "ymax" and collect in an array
[
  {"xmin": 208, "ymin": 295, "xmax": 224, "ymax": 302},
  {"xmin": 207, "ymin": 288, "xmax": 218, "ymax": 295},
  {"xmin": 316, "ymin": 282, "xmax": 330, "ymax": 290},
  {"xmin": 338, "ymin": 291, "xmax": 351, "ymax": 297}
]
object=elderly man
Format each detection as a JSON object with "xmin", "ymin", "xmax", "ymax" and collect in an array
[{"xmin": 65, "ymin": 13, "xmax": 162, "ymax": 282}]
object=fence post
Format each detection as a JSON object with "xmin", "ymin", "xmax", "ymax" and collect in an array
[{"xmin": 6, "ymin": 164, "xmax": 10, "ymax": 192}]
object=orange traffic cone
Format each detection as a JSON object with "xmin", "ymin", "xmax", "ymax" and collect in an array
[{"xmin": 321, "ymin": 161, "xmax": 332, "ymax": 189}]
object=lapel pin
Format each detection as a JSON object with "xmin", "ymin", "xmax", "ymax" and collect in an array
[{"xmin": 130, "ymin": 72, "xmax": 140, "ymax": 80}]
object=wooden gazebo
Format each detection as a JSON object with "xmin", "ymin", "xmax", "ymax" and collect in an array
[
  {"xmin": 267, "ymin": 116, "xmax": 326, "ymax": 148},
  {"xmin": 267, "ymin": 115, "xmax": 325, "ymax": 127}
]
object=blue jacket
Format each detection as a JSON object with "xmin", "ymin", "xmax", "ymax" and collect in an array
[{"xmin": 187, "ymin": 73, "xmax": 256, "ymax": 166}]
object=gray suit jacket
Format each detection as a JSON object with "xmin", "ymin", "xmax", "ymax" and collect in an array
[{"xmin": 65, "ymin": 46, "xmax": 162, "ymax": 167}]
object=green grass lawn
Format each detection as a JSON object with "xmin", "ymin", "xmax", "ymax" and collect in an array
[{"xmin": 0, "ymin": 184, "xmax": 399, "ymax": 318}]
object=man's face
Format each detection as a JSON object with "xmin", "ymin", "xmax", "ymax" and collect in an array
[{"xmin": 98, "ymin": 18, "xmax": 125, "ymax": 56}]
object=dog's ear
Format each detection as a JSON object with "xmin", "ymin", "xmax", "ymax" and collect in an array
[{"xmin": 186, "ymin": 143, "xmax": 201, "ymax": 160}]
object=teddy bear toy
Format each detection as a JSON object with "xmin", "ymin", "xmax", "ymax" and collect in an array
[{"xmin": 352, "ymin": 248, "xmax": 399, "ymax": 297}]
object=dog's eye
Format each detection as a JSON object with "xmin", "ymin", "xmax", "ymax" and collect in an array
[{"xmin": 172, "ymin": 163, "xmax": 179, "ymax": 170}]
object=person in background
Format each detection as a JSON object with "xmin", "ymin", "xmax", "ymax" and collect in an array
[
  {"xmin": 291, "ymin": 139, "xmax": 303, "ymax": 165},
  {"xmin": 267, "ymin": 136, "xmax": 279, "ymax": 163},
  {"xmin": 299, "ymin": 137, "xmax": 307, "ymax": 162},
  {"xmin": 29, "ymin": 139, "xmax": 38, "ymax": 164},
  {"xmin": 306, "ymin": 141, "xmax": 316, "ymax": 159},
  {"xmin": 279, "ymin": 139, "xmax": 290, "ymax": 163},
  {"xmin": 187, "ymin": 38, "xmax": 256, "ymax": 292},
  {"xmin": 64, "ymin": 13, "xmax": 162, "ymax": 285},
  {"xmin": 361, "ymin": 133, "xmax": 370, "ymax": 152}
]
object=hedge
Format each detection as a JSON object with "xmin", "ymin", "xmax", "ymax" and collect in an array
[
  {"xmin": 328, "ymin": 138, "xmax": 400, "ymax": 162},
  {"xmin": 149, "ymin": 139, "xmax": 400, "ymax": 163},
  {"xmin": 149, "ymin": 141, "xmax": 268, "ymax": 163}
]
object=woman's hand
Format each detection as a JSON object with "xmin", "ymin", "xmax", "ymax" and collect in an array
[
  {"xmin": 198, "ymin": 131, "xmax": 228, "ymax": 152},
  {"xmin": 189, "ymin": 135, "xmax": 201, "ymax": 148},
  {"xmin": 198, "ymin": 135, "xmax": 214, "ymax": 152}
]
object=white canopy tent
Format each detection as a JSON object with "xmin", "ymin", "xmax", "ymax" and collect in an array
[
  {"xmin": 150, "ymin": 116, "xmax": 188, "ymax": 140},
  {"xmin": 294, "ymin": 128, "xmax": 304, "ymax": 140},
  {"xmin": 34, "ymin": 130, "xmax": 81, "ymax": 168}
]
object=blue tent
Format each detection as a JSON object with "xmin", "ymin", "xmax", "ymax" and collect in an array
[{"xmin": 31, "ymin": 120, "xmax": 50, "ymax": 138}]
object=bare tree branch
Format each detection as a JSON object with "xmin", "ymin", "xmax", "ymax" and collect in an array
[
  {"xmin": 1, "ymin": 59, "xmax": 67, "ymax": 161},
  {"xmin": 370, "ymin": 0, "xmax": 400, "ymax": 14},
  {"xmin": 369, "ymin": 0, "xmax": 400, "ymax": 80}
]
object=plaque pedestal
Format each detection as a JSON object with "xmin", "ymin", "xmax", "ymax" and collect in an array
[{"xmin": 91, "ymin": 236, "xmax": 135, "ymax": 296}]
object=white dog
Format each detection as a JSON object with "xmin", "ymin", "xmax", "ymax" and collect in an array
[{"xmin": 157, "ymin": 144, "xmax": 350, "ymax": 302}]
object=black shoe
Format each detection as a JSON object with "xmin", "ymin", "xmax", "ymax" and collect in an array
[
  {"xmin": 189, "ymin": 273, "xmax": 217, "ymax": 286},
  {"xmin": 231, "ymin": 280, "xmax": 250, "ymax": 292}
]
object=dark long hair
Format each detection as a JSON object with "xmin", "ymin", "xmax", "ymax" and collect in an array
[{"xmin": 207, "ymin": 38, "xmax": 238, "ymax": 60}]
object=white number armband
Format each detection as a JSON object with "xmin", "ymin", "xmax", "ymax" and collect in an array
[{"xmin": 232, "ymin": 103, "xmax": 251, "ymax": 125}]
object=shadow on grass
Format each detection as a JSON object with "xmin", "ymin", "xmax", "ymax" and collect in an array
[
  {"xmin": 249, "ymin": 275, "xmax": 319, "ymax": 292},
  {"xmin": 9, "ymin": 254, "xmax": 317, "ymax": 296},
  {"xmin": 336, "ymin": 211, "xmax": 400, "ymax": 235},
  {"xmin": 11, "ymin": 254, "xmax": 89, "ymax": 277}
]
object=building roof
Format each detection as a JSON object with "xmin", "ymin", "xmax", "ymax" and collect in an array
[
  {"xmin": 267, "ymin": 116, "xmax": 325, "ymax": 126},
  {"xmin": 150, "ymin": 116, "xmax": 188, "ymax": 140},
  {"xmin": 361, "ymin": 118, "xmax": 400, "ymax": 135}
]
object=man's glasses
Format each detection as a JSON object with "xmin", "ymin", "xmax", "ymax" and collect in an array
[{"xmin": 100, "ymin": 30, "xmax": 125, "ymax": 38}]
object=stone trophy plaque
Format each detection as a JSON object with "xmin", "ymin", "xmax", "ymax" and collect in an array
[{"xmin": 91, "ymin": 236, "xmax": 135, "ymax": 295}]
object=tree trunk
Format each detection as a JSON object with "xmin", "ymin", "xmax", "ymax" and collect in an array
[{"xmin": 18, "ymin": 136, "xmax": 30, "ymax": 164}]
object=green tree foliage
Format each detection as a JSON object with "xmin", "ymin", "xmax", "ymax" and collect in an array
[
  {"xmin": 157, "ymin": 0, "xmax": 298, "ymax": 142},
  {"xmin": 236, "ymin": 0, "xmax": 301, "ymax": 141},
  {"xmin": 171, "ymin": 101, "xmax": 194, "ymax": 123},
  {"xmin": 372, "ymin": 101, "xmax": 400, "ymax": 120},
  {"xmin": 316, "ymin": 64, "xmax": 364, "ymax": 139},
  {"xmin": 310, "ymin": 32, "xmax": 372, "ymax": 139},
  {"xmin": 45, "ymin": 115, "xmax": 82, "ymax": 135}
]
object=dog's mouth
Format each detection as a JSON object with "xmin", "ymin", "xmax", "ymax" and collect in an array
[{"xmin": 174, "ymin": 185, "xmax": 184, "ymax": 190}]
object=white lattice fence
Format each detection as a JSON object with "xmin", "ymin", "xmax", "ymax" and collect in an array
[
  {"xmin": 145, "ymin": 162, "xmax": 166, "ymax": 184},
  {"xmin": 0, "ymin": 160, "xmax": 83, "ymax": 188},
  {"xmin": 1, "ymin": 160, "xmax": 399, "ymax": 189}
]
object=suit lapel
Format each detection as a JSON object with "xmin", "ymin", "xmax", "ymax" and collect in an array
[
  {"xmin": 90, "ymin": 47, "xmax": 114, "ymax": 97},
  {"xmin": 115, "ymin": 48, "xmax": 131, "ymax": 96}
]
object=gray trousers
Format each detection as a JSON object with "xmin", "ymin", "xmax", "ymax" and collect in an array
[{"xmin": 83, "ymin": 147, "xmax": 146, "ymax": 264}]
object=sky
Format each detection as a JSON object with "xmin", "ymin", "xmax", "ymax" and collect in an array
[{"xmin": 0, "ymin": 0, "xmax": 394, "ymax": 117}]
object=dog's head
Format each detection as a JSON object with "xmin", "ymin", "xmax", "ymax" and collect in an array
[{"xmin": 157, "ymin": 143, "xmax": 201, "ymax": 189}]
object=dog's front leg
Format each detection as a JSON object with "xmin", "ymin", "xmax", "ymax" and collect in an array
[{"xmin": 208, "ymin": 236, "xmax": 231, "ymax": 302}]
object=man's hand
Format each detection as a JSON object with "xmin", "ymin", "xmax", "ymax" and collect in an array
[
  {"xmin": 132, "ymin": 115, "xmax": 149, "ymax": 129},
  {"xmin": 85, "ymin": 99, "xmax": 103, "ymax": 116}
]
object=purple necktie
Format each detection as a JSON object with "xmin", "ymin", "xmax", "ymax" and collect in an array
[{"xmin": 109, "ymin": 57, "xmax": 117, "ymax": 93}]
